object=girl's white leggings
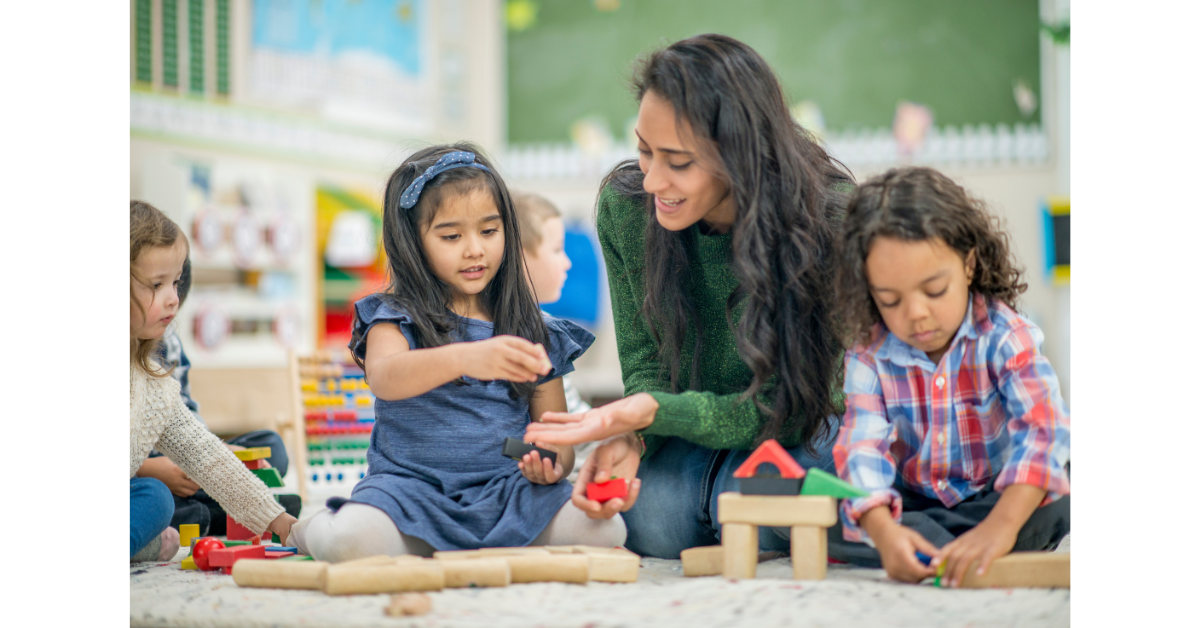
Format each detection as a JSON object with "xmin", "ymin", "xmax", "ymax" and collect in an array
[{"xmin": 289, "ymin": 501, "xmax": 628, "ymax": 563}]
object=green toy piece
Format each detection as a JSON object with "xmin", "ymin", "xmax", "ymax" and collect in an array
[
  {"xmin": 251, "ymin": 467, "xmax": 285, "ymax": 488},
  {"xmin": 799, "ymin": 468, "xmax": 870, "ymax": 498},
  {"xmin": 223, "ymin": 540, "xmax": 251, "ymax": 547},
  {"xmin": 278, "ymin": 555, "xmax": 315, "ymax": 561},
  {"xmin": 272, "ymin": 532, "xmax": 281, "ymax": 544}
]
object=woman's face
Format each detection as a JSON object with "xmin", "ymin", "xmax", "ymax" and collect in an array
[{"xmin": 635, "ymin": 90, "xmax": 736, "ymax": 234}]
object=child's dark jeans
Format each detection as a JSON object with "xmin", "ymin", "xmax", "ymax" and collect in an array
[{"xmin": 827, "ymin": 476, "xmax": 1071, "ymax": 567}]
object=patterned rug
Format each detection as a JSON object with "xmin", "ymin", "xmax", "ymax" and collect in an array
[{"xmin": 131, "ymin": 551, "xmax": 1069, "ymax": 628}]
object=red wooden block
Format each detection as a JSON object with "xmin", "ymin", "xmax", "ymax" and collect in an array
[
  {"xmin": 732, "ymin": 438, "xmax": 805, "ymax": 479},
  {"xmin": 221, "ymin": 566, "xmax": 233, "ymax": 575},
  {"xmin": 586, "ymin": 478, "xmax": 629, "ymax": 503},
  {"xmin": 226, "ymin": 515, "xmax": 257, "ymax": 541},
  {"xmin": 208, "ymin": 544, "xmax": 266, "ymax": 568},
  {"xmin": 262, "ymin": 551, "xmax": 295, "ymax": 560},
  {"xmin": 242, "ymin": 459, "xmax": 269, "ymax": 470}
]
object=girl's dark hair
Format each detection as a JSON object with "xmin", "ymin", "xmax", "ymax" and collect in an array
[
  {"xmin": 130, "ymin": 200, "xmax": 188, "ymax": 377},
  {"xmin": 834, "ymin": 166, "xmax": 1027, "ymax": 347},
  {"xmin": 352, "ymin": 142, "xmax": 548, "ymax": 401},
  {"xmin": 600, "ymin": 34, "xmax": 853, "ymax": 449}
]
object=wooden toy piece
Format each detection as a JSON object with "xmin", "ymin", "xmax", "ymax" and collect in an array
[
  {"xmin": 585, "ymin": 477, "xmax": 628, "ymax": 503},
  {"xmin": 234, "ymin": 447, "xmax": 272, "ymax": 461},
  {"xmin": 221, "ymin": 566, "xmax": 233, "ymax": 575},
  {"xmin": 180, "ymin": 555, "xmax": 198, "ymax": 570},
  {"xmin": 265, "ymin": 546, "xmax": 298, "ymax": 553},
  {"xmin": 251, "ymin": 534, "xmax": 261, "ymax": 546},
  {"xmin": 338, "ymin": 554, "xmax": 404, "ymax": 568},
  {"xmin": 178, "ymin": 524, "xmax": 200, "ymax": 549},
  {"xmin": 272, "ymin": 533, "xmax": 281, "ymax": 544},
  {"xmin": 192, "ymin": 537, "xmax": 226, "ymax": 571},
  {"xmin": 223, "ymin": 540, "xmax": 252, "ymax": 547},
  {"xmin": 571, "ymin": 546, "xmax": 639, "ymax": 583},
  {"xmin": 440, "ymin": 558, "xmax": 512, "ymax": 588},
  {"xmin": 242, "ymin": 458, "xmax": 269, "ymax": 470},
  {"xmin": 208, "ymin": 544, "xmax": 267, "ymax": 569},
  {"xmin": 721, "ymin": 523, "xmax": 758, "ymax": 579},
  {"xmin": 226, "ymin": 515, "xmax": 257, "ymax": 541},
  {"xmin": 433, "ymin": 547, "xmax": 550, "ymax": 561},
  {"xmin": 798, "ymin": 468, "xmax": 870, "ymax": 498},
  {"xmin": 232, "ymin": 559, "xmax": 329, "ymax": 589},
  {"xmin": 501, "ymin": 437, "xmax": 557, "ymax": 467},
  {"xmin": 717, "ymin": 493, "xmax": 838, "ymax": 528},
  {"xmin": 321, "ymin": 561, "xmax": 445, "ymax": 595},
  {"xmin": 957, "ymin": 552, "xmax": 1070, "ymax": 589},
  {"xmin": 251, "ymin": 467, "xmax": 285, "ymax": 488},
  {"xmin": 279, "ymin": 555, "xmax": 316, "ymax": 561},
  {"xmin": 733, "ymin": 439, "xmax": 806, "ymax": 496},
  {"xmin": 790, "ymin": 525, "xmax": 827, "ymax": 580},
  {"xmin": 262, "ymin": 551, "xmax": 295, "ymax": 559},
  {"xmin": 385, "ymin": 592, "xmax": 432, "ymax": 617},
  {"xmin": 502, "ymin": 554, "xmax": 590, "ymax": 584},
  {"xmin": 680, "ymin": 545, "xmax": 724, "ymax": 577}
]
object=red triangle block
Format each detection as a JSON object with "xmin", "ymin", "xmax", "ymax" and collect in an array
[
  {"xmin": 208, "ymin": 544, "xmax": 266, "ymax": 568},
  {"xmin": 732, "ymin": 439, "xmax": 805, "ymax": 479}
]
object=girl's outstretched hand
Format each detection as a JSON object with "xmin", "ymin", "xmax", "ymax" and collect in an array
[
  {"xmin": 570, "ymin": 434, "xmax": 643, "ymax": 520},
  {"xmin": 526, "ymin": 393, "xmax": 659, "ymax": 446},
  {"xmin": 517, "ymin": 442, "xmax": 565, "ymax": 485},
  {"xmin": 462, "ymin": 336, "xmax": 551, "ymax": 383},
  {"xmin": 266, "ymin": 512, "xmax": 298, "ymax": 542}
]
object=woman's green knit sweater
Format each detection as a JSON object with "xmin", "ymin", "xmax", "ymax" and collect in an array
[{"xmin": 597, "ymin": 186, "xmax": 843, "ymax": 458}]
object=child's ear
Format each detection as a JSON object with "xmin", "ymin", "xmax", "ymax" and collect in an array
[{"xmin": 965, "ymin": 248, "xmax": 977, "ymax": 282}]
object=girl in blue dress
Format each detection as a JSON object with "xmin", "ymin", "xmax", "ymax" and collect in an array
[{"xmin": 290, "ymin": 144, "xmax": 626, "ymax": 561}]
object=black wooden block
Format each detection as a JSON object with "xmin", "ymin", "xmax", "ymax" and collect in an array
[
  {"xmin": 738, "ymin": 476, "xmax": 803, "ymax": 495},
  {"xmin": 501, "ymin": 437, "xmax": 557, "ymax": 467}
]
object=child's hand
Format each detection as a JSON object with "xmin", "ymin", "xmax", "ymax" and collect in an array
[
  {"xmin": 463, "ymin": 336, "xmax": 551, "ymax": 383},
  {"xmin": 136, "ymin": 456, "xmax": 202, "ymax": 497},
  {"xmin": 932, "ymin": 517, "xmax": 1018, "ymax": 588},
  {"xmin": 862, "ymin": 508, "xmax": 938, "ymax": 583},
  {"xmin": 266, "ymin": 512, "xmax": 298, "ymax": 542},
  {"xmin": 570, "ymin": 434, "xmax": 643, "ymax": 520},
  {"xmin": 518, "ymin": 441, "xmax": 564, "ymax": 485}
]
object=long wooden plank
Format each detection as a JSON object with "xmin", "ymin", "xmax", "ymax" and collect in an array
[
  {"xmin": 958, "ymin": 552, "xmax": 1070, "ymax": 589},
  {"xmin": 717, "ymin": 493, "xmax": 838, "ymax": 527}
]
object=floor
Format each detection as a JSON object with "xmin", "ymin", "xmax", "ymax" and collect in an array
[{"xmin": 130, "ymin": 500, "xmax": 1070, "ymax": 628}]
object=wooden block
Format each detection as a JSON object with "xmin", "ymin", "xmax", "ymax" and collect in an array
[
  {"xmin": 586, "ymin": 478, "xmax": 629, "ymax": 503},
  {"xmin": 433, "ymin": 547, "xmax": 550, "ymax": 561},
  {"xmin": 721, "ymin": 523, "xmax": 758, "ymax": 580},
  {"xmin": 790, "ymin": 525, "xmax": 827, "ymax": 580},
  {"xmin": 232, "ymin": 559, "xmax": 328, "ymax": 589},
  {"xmin": 209, "ymin": 544, "xmax": 266, "ymax": 568},
  {"xmin": 178, "ymin": 524, "xmax": 200, "ymax": 548},
  {"xmin": 543, "ymin": 546, "xmax": 578, "ymax": 554},
  {"xmin": 577, "ymin": 548, "xmax": 639, "ymax": 583},
  {"xmin": 717, "ymin": 493, "xmax": 838, "ymax": 527},
  {"xmin": 242, "ymin": 458, "xmax": 269, "ymax": 470},
  {"xmin": 180, "ymin": 555, "xmax": 197, "ymax": 570},
  {"xmin": 336, "ymin": 554, "xmax": 400, "ymax": 568},
  {"xmin": 440, "ymin": 558, "xmax": 511, "ymax": 588},
  {"xmin": 322, "ymin": 562, "xmax": 445, "ymax": 595},
  {"xmin": 680, "ymin": 545, "xmax": 723, "ymax": 577},
  {"xmin": 234, "ymin": 447, "xmax": 272, "ymax": 461},
  {"xmin": 958, "ymin": 552, "xmax": 1070, "ymax": 589},
  {"xmin": 251, "ymin": 467, "xmax": 285, "ymax": 488},
  {"xmin": 226, "ymin": 515, "xmax": 257, "ymax": 541},
  {"xmin": 262, "ymin": 551, "xmax": 295, "ymax": 559},
  {"xmin": 503, "ymin": 554, "xmax": 590, "ymax": 584}
]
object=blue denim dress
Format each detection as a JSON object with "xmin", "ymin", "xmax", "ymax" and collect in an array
[{"xmin": 347, "ymin": 294, "xmax": 593, "ymax": 550}]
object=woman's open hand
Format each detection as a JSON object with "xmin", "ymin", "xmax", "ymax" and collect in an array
[
  {"xmin": 570, "ymin": 434, "xmax": 643, "ymax": 520},
  {"xmin": 525, "ymin": 392, "xmax": 659, "ymax": 446}
]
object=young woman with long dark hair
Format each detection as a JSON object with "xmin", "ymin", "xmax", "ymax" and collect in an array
[{"xmin": 526, "ymin": 34, "xmax": 853, "ymax": 557}]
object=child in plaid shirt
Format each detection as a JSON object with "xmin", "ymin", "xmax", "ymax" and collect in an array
[{"xmin": 830, "ymin": 167, "xmax": 1070, "ymax": 587}]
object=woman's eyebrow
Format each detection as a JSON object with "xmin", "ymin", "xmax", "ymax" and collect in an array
[{"xmin": 634, "ymin": 129, "xmax": 692, "ymax": 156}]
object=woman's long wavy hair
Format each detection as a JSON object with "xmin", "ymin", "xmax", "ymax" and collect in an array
[
  {"xmin": 130, "ymin": 200, "xmax": 187, "ymax": 377},
  {"xmin": 834, "ymin": 167, "xmax": 1027, "ymax": 348},
  {"xmin": 351, "ymin": 143, "xmax": 548, "ymax": 401},
  {"xmin": 600, "ymin": 34, "xmax": 853, "ymax": 449}
]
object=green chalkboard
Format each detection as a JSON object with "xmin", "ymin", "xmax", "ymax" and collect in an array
[{"xmin": 507, "ymin": 0, "xmax": 1041, "ymax": 143}]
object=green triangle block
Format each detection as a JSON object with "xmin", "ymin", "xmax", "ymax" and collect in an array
[
  {"xmin": 800, "ymin": 468, "xmax": 870, "ymax": 498},
  {"xmin": 279, "ymin": 554, "xmax": 314, "ymax": 561},
  {"xmin": 251, "ymin": 467, "xmax": 285, "ymax": 488}
]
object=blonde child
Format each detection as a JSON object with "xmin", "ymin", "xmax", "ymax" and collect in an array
[
  {"xmin": 830, "ymin": 167, "xmax": 1070, "ymax": 586},
  {"xmin": 129, "ymin": 201, "xmax": 296, "ymax": 560},
  {"xmin": 289, "ymin": 145, "xmax": 625, "ymax": 562},
  {"xmin": 511, "ymin": 191, "xmax": 597, "ymax": 481}
]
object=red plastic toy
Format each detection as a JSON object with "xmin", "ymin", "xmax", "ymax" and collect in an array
[
  {"xmin": 208, "ymin": 544, "xmax": 266, "ymax": 569},
  {"xmin": 192, "ymin": 537, "xmax": 226, "ymax": 571},
  {"xmin": 586, "ymin": 477, "xmax": 629, "ymax": 503},
  {"xmin": 732, "ymin": 439, "xmax": 805, "ymax": 479},
  {"xmin": 226, "ymin": 515, "xmax": 257, "ymax": 541}
]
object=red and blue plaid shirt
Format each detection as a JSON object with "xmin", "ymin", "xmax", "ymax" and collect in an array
[{"xmin": 834, "ymin": 294, "xmax": 1070, "ymax": 543}]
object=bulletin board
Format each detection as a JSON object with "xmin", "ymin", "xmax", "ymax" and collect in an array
[{"xmin": 507, "ymin": 0, "xmax": 1041, "ymax": 143}]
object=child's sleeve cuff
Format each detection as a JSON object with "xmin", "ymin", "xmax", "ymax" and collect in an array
[{"xmin": 839, "ymin": 489, "xmax": 902, "ymax": 543}]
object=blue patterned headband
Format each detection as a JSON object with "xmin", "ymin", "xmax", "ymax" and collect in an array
[{"xmin": 399, "ymin": 151, "xmax": 491, "ymax": 209}]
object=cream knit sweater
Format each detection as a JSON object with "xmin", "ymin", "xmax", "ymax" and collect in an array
[{"xmin": 130, "ymin": 362, "xmax": 285, "ymax": 534}]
